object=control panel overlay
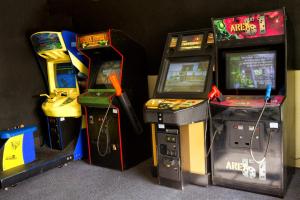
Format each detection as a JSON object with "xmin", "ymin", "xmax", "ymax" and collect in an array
[
  {"xmin": 210, "ymin": 95, "xmax": 284, "ymax": 108},
  {"xmin": 145, "ymin": 98, "xmax": 203, "ymax": 111}
]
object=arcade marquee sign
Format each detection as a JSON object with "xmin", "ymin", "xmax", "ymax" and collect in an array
[
  {"xmin": 213, "ymin": 9, "xmax": 285, "ymax": 42},
  {"xmin": 78, "ymin": 32, "xmax": 109, "ymax": 49}
]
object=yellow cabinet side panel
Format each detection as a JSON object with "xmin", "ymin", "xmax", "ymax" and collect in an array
[
  {"xmin": 180, "ymin": 125, "xmax": 190, "ymax": 172},
  {"xmin": 151, "ymin": 124, "xmax": 157, "ymax": 167},
  {"xmin": 3, "ymin": 135, "xmax": 24, "ymax": 171},
  {"xmin": 180, "ymin": 122, "xmax": 206, "ymax": 175},
  {"xmin": 295, "ymin": 71, "xmax": 300, "ymax": 167}
]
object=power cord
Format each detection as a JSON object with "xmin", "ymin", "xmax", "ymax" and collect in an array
[
  {"xmin": 249, "ymin": 100, "xmax": 271, "ymax": 164},
  {"xmin": 206, "ymin": 130, "xmax": 218, "ymax": 157},
  {"xmin": 206, "ymin": 85, "xmax": 225, "ymax": 157},
  {"xmin": 206, "ymin": 100, "xmax": 220, "ymax": 157},
  {"xmin": 97, "ymin": 102, "xmax": 112, "ymax": 157},
  {"xmin": 204, "ymin": 100, "xmax": 209, "ymax": 143}
]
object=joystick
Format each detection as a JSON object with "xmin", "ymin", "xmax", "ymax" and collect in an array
[
  {"xmin": 108, "ymin": 73, "xmax": 143, "ymax": 135},
  {"xmin": 208, "ymin": 85, "xmax": 224, "ymax": 102},
  {"xmin": 265, "ymin": 84, "xmax": 272, "ymax": 101}
]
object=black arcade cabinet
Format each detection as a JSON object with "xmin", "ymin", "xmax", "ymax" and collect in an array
[
  {"xmin": 210, "ymin": 8, "xmax": 295, "ymax": 197},
  {"xmin": 144, "ymin": 29, "xmax": 215, "ymax": 189},
  {"xmin": 78, "ymin": 29, "xmax": 151, "ymax": 170}
]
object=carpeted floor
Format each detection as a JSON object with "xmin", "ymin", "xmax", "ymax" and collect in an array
[{"xmin": 0, "ymin": 160, "xmax": 299, "ymax": 200}]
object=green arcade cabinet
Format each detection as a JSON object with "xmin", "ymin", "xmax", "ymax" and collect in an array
[
  {"xmin": 0, "ymin": 30, "xmax": 88, "ymax": 189},
  {"xmin": 78, "ymin": 29, "xmax": 151, "ymax": 170},
  {"xmin": 144, "ymin": 29, "xmax": 215, "ymax": 189}
]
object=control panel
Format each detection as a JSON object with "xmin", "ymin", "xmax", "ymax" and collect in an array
[
  {"xmin": 145, "ymin": 99, "xmax": 202, "ymax": 111},
  {"xmin": 82, "ymin": 91, "xmax": 114, "ymax": 97},
  {"xmin": 78, "ymin": 89, "xmax": 115, "ymax": 107},
  {"xmin": 157, "ymin": 128, "xmax": 181, "ymax": 183},
  {"xmin": 144, "ymin": 98, "xmax": 207, "ymax": 126},
  {"xmin": 211, "ymin": 95, "xmax": 284, "ymax": 107}
]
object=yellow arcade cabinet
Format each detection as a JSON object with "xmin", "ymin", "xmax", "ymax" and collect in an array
[
  {"xmin": 0, "ymin": 31, "xmax": 88, "ymax": 189},
  {"xmin": 31, "ymin": 31, "xmax": 88, "ymax": 150},
  {"xmin": 144, "ymin": 29, "xmax": 215, "ymax": 189}
]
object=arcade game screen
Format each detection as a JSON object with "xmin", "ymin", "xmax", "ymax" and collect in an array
[
  {"xmin": 226, "ymin": 51, "xmax": 276, "ymax": 90},
  {"xmin": 56, "ymin": 63, "xmax": 77, "ymax": 88},
  {"xmin": 163, "ymin": 60, "xmax": 209, "ymax": 93},
  {"xmin": 96, "ymin": 61, "xmax": 121, "ymax": 85}
]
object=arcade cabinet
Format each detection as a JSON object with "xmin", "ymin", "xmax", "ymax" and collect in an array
[
  {"xmin": 144, "ymin": 29, "xmax": 214, "ymax": 189},
  {"xmin": 0, "ymin": 31, "xmax": 89, "ymax": 189},
  {"xmin": 31, "ymin": 31, "xmax": 88, "ymax": 157},
  {"xmin": 210, "ymin": 8, "xmax": 295, "ymax": 197},
  {"xmin": 77, "ymin": 29, "xmax": 151, "ymax": 170}
]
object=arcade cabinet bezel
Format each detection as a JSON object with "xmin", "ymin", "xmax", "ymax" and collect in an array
[
  {"xmin": 217, "ymin": 45, "xmax": 286, "ymax": 96},
  {"xmin": 89, "ymin": 59, "xmax": 122, "ymax": 90},
  {"xmin": 153, "ymin": 29, "xmax": 214, "ymax": 100}
]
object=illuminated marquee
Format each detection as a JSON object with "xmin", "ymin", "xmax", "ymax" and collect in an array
[
  {"xmin": 213, "ymin": 9, "xmax": 285, "ymax": 41},
  {"xmin": 230, "ymin": 22, "xmax": 257, "ymax": 34},
  {"xmin": 78, "ymin": 33, "xmax": 109, "ymax": 49}
]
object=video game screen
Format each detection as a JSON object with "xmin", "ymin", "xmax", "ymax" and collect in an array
[
  {"xmin": 56, "ymin": 63, "xmax": 77, "ymax": 88},
  {"xmin": 96, "ymin": 61, "xmax": 121, "ymax": 85},
  {"xmin": 226, "ymin": 51, "xmax": 276, "ymax": 90},
  {"xmin": 163, "ymin": 60, "xmax": 209, "ymax": 93}
]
